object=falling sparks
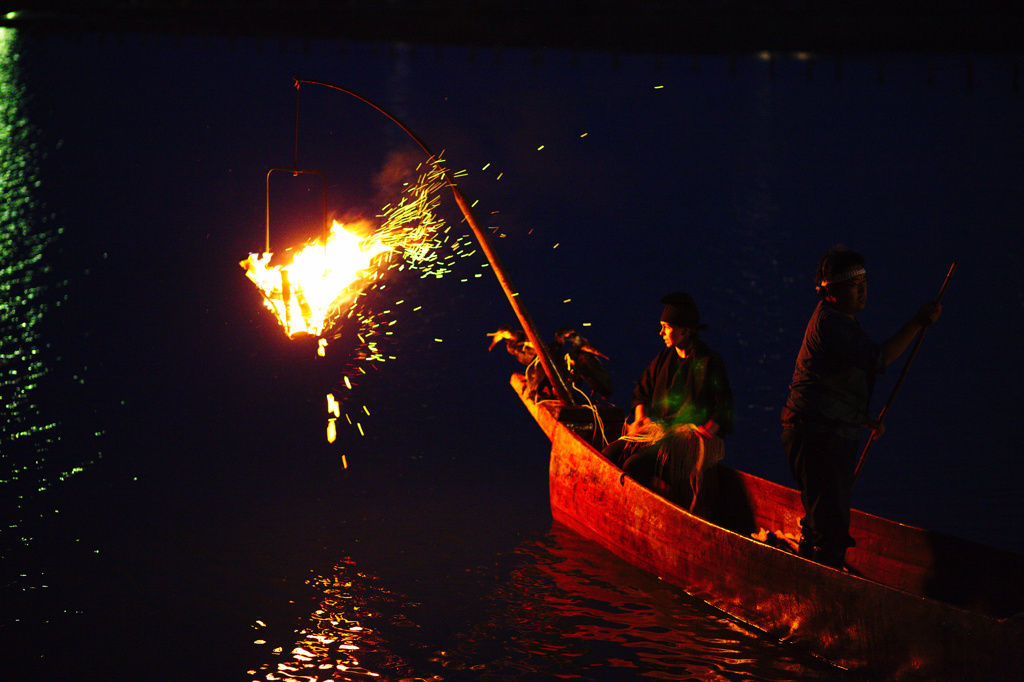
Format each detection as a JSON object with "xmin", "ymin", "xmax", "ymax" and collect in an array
[{"xmin": 242, "ymin": 157, "xmax": 497, "ymax": 447}]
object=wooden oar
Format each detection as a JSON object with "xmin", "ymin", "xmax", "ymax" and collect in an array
[{"xmin": 854, "ymin": 262, "xmax": 957, "ymax": 481}]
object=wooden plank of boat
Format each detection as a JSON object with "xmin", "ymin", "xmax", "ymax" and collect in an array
[{"xmin": 510, "ymin": 373, "xmax": 1024, "ymax": 680}]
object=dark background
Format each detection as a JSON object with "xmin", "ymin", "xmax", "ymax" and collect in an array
[{"xmin": 1, "ymin": 5, "xmax": 1022, "ymax": 680}]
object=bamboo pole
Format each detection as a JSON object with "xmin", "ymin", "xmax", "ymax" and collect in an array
[
  {"xmin": 854, "ymin": 262, "xmax": 957, "ymax": 481},
  {"xmin": 292, "ymin": 77, "xmax": 577, "ymax": 406}
]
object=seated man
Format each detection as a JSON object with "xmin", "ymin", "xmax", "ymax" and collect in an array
[{"xmin": 603, "ymin": 292, "xmax": 734, "ymax": 514}]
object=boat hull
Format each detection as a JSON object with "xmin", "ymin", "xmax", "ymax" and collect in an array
[{"xmin": 512, "ymin": 374, "xmax": 1024, "ymax": 680}]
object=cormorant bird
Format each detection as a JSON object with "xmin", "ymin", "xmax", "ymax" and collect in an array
[
  {"xmin": 487, "ymin": 325, "xmax": 565, "ymax": 401},
  {"xmin": 487, "ymin": 325, "xmax": 536, "ymax": 365},
  {"xmin": 555, "ymin": 327, "xmax": 613, "ymax": 401}
]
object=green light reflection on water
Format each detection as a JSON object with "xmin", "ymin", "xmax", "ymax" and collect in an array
[{"xmin": 0, "ymin": 27, "xmax": 79, "ymax": 544}]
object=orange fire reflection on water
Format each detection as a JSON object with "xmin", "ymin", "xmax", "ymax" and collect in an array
[
  {"xmin": 246, "ymin": 528, "xmax": 839, "ymax": 681},
  {"xmin": 247, "ymin": 560, "xmax": 389, "ymax": 682}
]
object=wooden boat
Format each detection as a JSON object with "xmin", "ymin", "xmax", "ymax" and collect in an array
[{"xmin": 511, "ymin": 373, "xmax": 1024, "ymax": 680}]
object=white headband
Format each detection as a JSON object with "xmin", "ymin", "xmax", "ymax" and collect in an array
[{"xmin": 820, "ymin": 266, "xmax": 866, "ymax": 287}]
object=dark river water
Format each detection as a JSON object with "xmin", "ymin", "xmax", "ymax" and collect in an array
[{"xmin": 1, "ymin": 25, "xmax": 1022, "ymax": 681}]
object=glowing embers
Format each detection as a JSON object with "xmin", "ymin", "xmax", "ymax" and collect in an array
[{"xmin": 241, "ymin": 220, "xmax": 391, "ymax": 338}]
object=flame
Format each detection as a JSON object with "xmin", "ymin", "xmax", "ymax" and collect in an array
[
  {"xmin": 240, "ymin": 157, "xmax": 484, "ymax": 444},
  {"xmin": 241, "ymin": 158, "xmax": 456, "ymax": 340},
  {"xmin": 240, "ymin": 221, "xmax": 391, "ymax": 337}
]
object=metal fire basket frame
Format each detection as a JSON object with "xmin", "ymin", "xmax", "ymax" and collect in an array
[
  {"xmin": 264, "ymin": 166, "xmax": 328, "ymax": 254},
  {"xmin": 264, "ymin": 81, "xmax": 329, "ymax": 256}
]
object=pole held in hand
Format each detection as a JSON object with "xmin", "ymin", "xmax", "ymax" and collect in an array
[{"xmin": 854, "ymin": 262, "xmax": 957, "ymax": 482}]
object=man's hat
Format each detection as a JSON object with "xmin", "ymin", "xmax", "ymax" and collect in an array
[{"xmin": 660, "ymin": 292, "xmax": 707, "ymax": 330}]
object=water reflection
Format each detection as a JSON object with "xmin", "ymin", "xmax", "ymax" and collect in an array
[
  {"xmin": 257, "ymin": 526, "xmax": 848, "ymax": 681},
  {"xmin": 444, "ymin": 526, "xmax": 847, "ymax": 681},
  {"xmin": 0, "ymin": 27, "xmax": 64, "ymax": 545},
  {"xmin": 249, "ymin": 558, "xmax": 393, "ymax": 681}
]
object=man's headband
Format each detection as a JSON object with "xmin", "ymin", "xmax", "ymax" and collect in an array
[{"xmin": 818, "ymin": 266, "xmax": 866, "ymax": 289}]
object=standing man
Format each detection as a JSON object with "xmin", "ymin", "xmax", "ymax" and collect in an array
[
  {"xmin": 604, "ymin": 292, "xmax": 734, "ymax": 512},
  {"xmin": 782, "ymin": 245, "xmax": 942, "ymax": 568}
]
